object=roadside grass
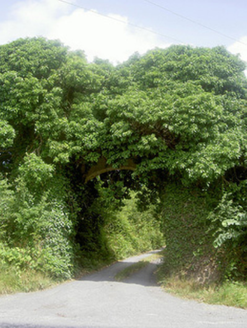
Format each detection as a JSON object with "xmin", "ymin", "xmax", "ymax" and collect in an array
[
  {"xmin": 208, "ymin": 281, "xmax": 247, "ymax": 308},
  {"xmin": 155, "ymin": 248, "xmax": 247, "ymax": 309},
  {"xmin": 157, "ymin": 275, "xmax": 247, "ymax": 309},
  {"xmin": 144, "ymin": 250, "xmax": 164, "ymax": 262},
  {"xmin": 0, "ymin": 255, "xmax": 113, "ymax": 295},
  {"xmin": 0, "ymin": 263, "xmax": 56, "ymax": 295}
]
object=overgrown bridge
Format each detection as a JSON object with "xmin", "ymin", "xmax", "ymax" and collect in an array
[{"xmin": 82, "ymin": 156, "xmax": 137, "ymax": 183}]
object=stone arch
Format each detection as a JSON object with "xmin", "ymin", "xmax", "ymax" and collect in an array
[{"xmin": 83, "ymin": 156, "xmax": 137, "ymax": 183}]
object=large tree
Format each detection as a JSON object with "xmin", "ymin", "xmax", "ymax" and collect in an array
[
  {"xmin": 1, "ymin": 39, "xmax": 246, "ymax": 182},
  {"xmin": 0, "ymin": 38, "xmax": 246, "ymax": 279}
]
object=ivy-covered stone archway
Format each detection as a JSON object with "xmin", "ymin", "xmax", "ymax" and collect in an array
[
  {"xmin": 82, "ymin": 156, "xmax": 137, "ymax": 183},
  {"xmin": 1, "ymin": 37, "xmax": 247, "ymax": 281}
]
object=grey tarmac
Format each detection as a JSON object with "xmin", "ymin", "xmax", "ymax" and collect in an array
[{"xmin": 0, "ymin": 249, "xmax": 246, "ymax": 328}]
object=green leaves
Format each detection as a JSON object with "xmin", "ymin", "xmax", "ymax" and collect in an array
[
  {"xmin": 18, "ymin": 153, "xmax": 54, "ymax": 188},
  {"xmin": 209, "ymin": 193, "xmax": 247, "ymax": 248},
  {"xmin": 0, "ymin": 37, "xmax": 67, "ymax": 79},
  {"xmin": 0, "ymin": 170, "xmax": 75, "ymax": 279},
  {"xmin": 1, "ymin": 38, "xmax": 246, "ymax": 184},
  {"xmin": 0, "ymin": 120, "xmax": 15, "ymax": 148},
  {"xmin": 206, "ymin": 184, "xmax": 247, "ymax": 279}
]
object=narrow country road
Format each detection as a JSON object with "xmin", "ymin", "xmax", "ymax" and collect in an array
[{"xmin": 0, "ymin": 249, "xmax": 246, "ymax": 328}]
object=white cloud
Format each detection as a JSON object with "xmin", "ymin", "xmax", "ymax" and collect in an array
[
  {"xmin": 0, "ymin": 0, "xmax": 71, "ymax": 43},
  {"xmin": 0, "ymin": 0, "xmax": 169, "ymax": 64}
]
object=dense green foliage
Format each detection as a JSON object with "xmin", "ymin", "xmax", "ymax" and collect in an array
[
  {"xmin": 0, "ymin": 37, "xmax": 247, "ymax": 283},
  {"xmin": 208, "ymin": 181, "xmax": 247, "ymax": 279},
  {"xmin": 100, "ymin": 189, "xmax": 164, "ymax": 259},
  {"xmin": 0, "ymin": 163, "xmax": 74, "ymax": 279}
]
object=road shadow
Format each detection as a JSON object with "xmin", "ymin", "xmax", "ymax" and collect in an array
[{"xmin": 78, "ymin": 260, "xmax": 160, "ymax": 287}]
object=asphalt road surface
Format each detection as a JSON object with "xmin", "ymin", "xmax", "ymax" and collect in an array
[{"xmin": 0, "ymin": 249, "xmax": 246, "ymax": 328}]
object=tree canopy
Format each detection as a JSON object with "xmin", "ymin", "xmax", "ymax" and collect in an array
[{"xmin": 1, "ymin": 38, "xmax": 246, "ymax": 185}]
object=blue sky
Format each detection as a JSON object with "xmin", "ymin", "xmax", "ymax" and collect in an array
[{"xmin": 1, "ymin": 0, "xmax": 247, "ymax": 65}]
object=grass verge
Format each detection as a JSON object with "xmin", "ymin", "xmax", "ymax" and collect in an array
[
  {"xmin": 0, "ymin": 255, "xmax": 113, "ymax": 295},
  {"xmin": 157, "ymin": 274, "xmax": 247, "ymax": 309},
  {"xmin": 0, "ymin": 263, "xmax": 57, "ymax": 295},
  {"xmin": 156, "ymin": 248, "xmax": 247, "ymax": 309}
]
